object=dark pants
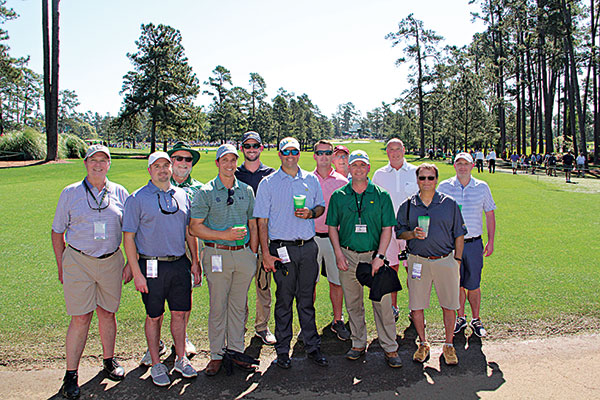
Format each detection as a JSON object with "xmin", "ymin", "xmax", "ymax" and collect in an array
[
  {"xmin": 270, "ymin": 239, "xmax": 320, "ymax": 355},
  {"xmin": 476, "ymin": 159, "xmax": 484, "ymax": 173},
  {"xmin": 488, "ymin": 159, "xmax": 495, "ymax": 173}
]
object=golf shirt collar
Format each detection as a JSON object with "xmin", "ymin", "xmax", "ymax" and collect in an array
[
  {"xmin": 214, "ymin": 175, "xmax": 240, "ymax": 191},
  {"xmin": 171, "ymin": 175, "xmax": 193, "ymax": 187},
  {"xmin": 313, "ymin": 167, "xmax": 337, "ymax": 180},
  {"xmin": 415, "ymin": 190, "xmax": 442, "ymax": 207},
  {"xmin": 238, "ymin": 162, "xmax": 269, "ymax": 174},
  {"xmin": 447, "ymin": 175, "xmax": 474, "ymax": 189},
  {"xmin": 343, "ymin": 178, "xmax": 376, "ymax": 194},
  {"xmin": 381, "ymin": 161, "xmax": 409, "ymax": 172},
  {"xmin": 83, "ymin": 176, "xmax": 111, "ymax": 194},
  {"xmin": 277, "ymin": 166, "xmax": 306, "ymax": 180},
  {"xmin": 147, "ymin": 180, "xmax": 176, "ymax": 194}
]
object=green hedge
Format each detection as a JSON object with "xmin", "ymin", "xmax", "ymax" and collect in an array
[{"xmin": 0, "ymin": 129, "xmax": 89, "ymax": 160}]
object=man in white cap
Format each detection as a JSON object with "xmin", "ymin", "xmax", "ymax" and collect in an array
[
  {"xmin": 253, "ymin": 137, "xmax": 328, "ymax": 369},
  {"xmin": 438, "ymin": 152, "xmax": 496, "ymax": 338},
  {"xmin": 327, "ymin": 150, "xmax": 402, "ymax": 368},
  {"xmin": 138, "ymin": 142, "xmax": 203, "ymax": 365},
  {"xmin": 189, "ymin": 144, "xmax": 259, "ymax": 376},
  {"xmin": 52, "ymin": 144, "xmax": 130, "ymax": 399},
  {"xmin": 123, "ymin": 152, "xmax": 201, "ymax": 387},
  {"xmin": 372, "ymin": 138, "xmax": 418, "ymax": 321}
]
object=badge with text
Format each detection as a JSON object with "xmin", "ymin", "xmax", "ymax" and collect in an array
[
  {"xmin": 277, "ymin": 247, "xmax": 291, "ymax": 263},
  {"xmin": 355, "ymin": 224, "xmax": 367, "ymax": 233},
  {"xmin": 146, "ymin": 259, "xmax": 158, "ymax": 278},
  {"xmin": 211, "ymin": 255, "xmax": 223, "ymax": 272},
  {"xmin": 411, "ymin": 263, "xmax": 422, "ymax": 280},
  {"xmin": 93, "ymin": 221, "xmax": 107, "ymax": 240}
]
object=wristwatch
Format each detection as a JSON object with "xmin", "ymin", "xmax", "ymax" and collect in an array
[
  {"xmin": 310, "ymin": 208, "xmax": 316, "ymax": 219},
  {"xmin": 376, "ymin": 253, "xmax": 386, "ymax": 260}
]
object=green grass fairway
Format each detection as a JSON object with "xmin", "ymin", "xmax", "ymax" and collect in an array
[{"xmin": 1, "ymin": 140, "xmax": 599, "ymax": 365}]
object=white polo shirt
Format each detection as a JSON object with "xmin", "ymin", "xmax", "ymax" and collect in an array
[
  {"xmin": 437, "ymin": 176, "xmax": 496, "ymax": 239},
  {"xmin": 372, "ymin": 161, "xmax": 419, "ymax": 212}
]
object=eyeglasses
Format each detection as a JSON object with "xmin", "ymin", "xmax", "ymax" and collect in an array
[
  {"xmin": 157, "ymin": 192, "xmax": 180, "ymax": 214},
  {"xmin": 243, "ymin": 143, "xmax": 261, "ymax": 149},
  {"xmin": 418, "ymin": 176, "xmax": 436, "ymax": 181},
  {"xmin": 280, "ymin": 149, "xmax": 300, "ymax": 156},
  {"xmin": 227, "ymin": 188, "xmax": 235, "ymax": 206},
  {"xmin": 172, "ymin": 155, "xmax": 193, "ymax": 163},
  {"xmin": 315, "ymin": 150, "xmax": 333, "ymax": 156}
]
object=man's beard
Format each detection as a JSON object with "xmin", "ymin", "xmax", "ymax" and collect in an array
[
  {"xmin": 173, "ymin": 166, "xmax": 191, "ymax": 180},
  {"xmin": 244, "ymin": 153, "xmax": 259, "ymax": 162}
]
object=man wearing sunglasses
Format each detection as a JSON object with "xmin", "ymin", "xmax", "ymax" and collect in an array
[
  {"xmin": 189, "ymin": 144, "xmax": 259, "ymax": 376},
  {"xmin": 235, "ymin": 131, "xmax": 276, "ymax": 346},
  {"xmin": 326, "ymin": 150, "xmax": 402, "ymax": 368},
  {"xmin": 396, "ymin": 164, "xmax": 467, "ymax": 366},
  {"xmin": 136, "ymin": 142, "xmax": 202, "ymax": 365},
  {"xmin": 372, "ymin": 138, "xmax": 419, "ymax": 322},
  {"xmin": 123, "ymin": 152, "xmax": 201, "ymax": 386},
  {"xmin": 312, "ymin": 139, "xmax": 350, "ymax": 341},
  {"xmin": 253, "ymin": 137, "xmax": 328, "ymax": 369},
  {"xmin": 52, "ymin": 145, "xmax": 131, "ymax": 399},
  {"xmin": 438, "ymin": 152, "xmax": 496, "ymax": 339}
]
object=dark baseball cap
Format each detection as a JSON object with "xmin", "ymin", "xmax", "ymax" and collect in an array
[{"xmin": 241, "ymin": 131, "xmax": 262, "ymax": 144}]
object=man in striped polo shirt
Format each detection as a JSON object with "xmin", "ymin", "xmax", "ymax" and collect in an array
[{"xmin": 438, "ymin": 152, "xmax": 496, "ymax": 338}]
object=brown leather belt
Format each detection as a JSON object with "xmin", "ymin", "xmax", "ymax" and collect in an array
[
  {"xmin": 205, "ymin": 242, "xmax": 247, "ymax": 251},
  {"xmin": 341, "ymin": 246, "xmax": 372, "ymax": 254}
]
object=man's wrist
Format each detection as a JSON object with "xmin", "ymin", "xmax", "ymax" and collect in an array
[{"xmin": 454, "ymin": 256, "xmax": 462, "ymax": 262}]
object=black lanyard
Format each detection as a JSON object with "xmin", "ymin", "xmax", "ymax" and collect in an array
[
  {"xmin": 354, "ymin": 191, "xmax": 365, "ymax": 224},
  {"xmin": 82, "ymin": 179, "xmax": 109, "ymax": 213}
]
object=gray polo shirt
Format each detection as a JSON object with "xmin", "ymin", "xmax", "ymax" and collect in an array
[
  {"xmin": 122, "ymin": 180, "xmax": 190, "ymax": 257},
  {"xmin": 52, "ymin": 178, "xmax": 129, "ymax": 257},
  {"xmin": 395, "ymin": 191, "xmax": 467, "ymax": 258},
  {"xmin": 191, "ymin": 176, "xmax": 255, "ymax": 246}
]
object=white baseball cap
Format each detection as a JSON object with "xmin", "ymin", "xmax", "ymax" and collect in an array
[
  {"xmin": 454, "ymin": 152, "xmax": 474, "ymax": 163},
  {"xmin": 349, "ymin": 150, "xmax": 370, "ymax": 165},
  {"xmin": 85, "ymin": 144, "xmax": 110, "ymax": 160},
  {"xmin": 148, "ymin": 151, "xmax": 171, "ymax": 167},
  {"xmin": 279, "ymin": 137, "xmax": 300, "ymax": 152}
]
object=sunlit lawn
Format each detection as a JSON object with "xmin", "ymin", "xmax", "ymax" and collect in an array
[{"xmin": 1, "ymin": 139, "xmax": 598, "ymax": 364}]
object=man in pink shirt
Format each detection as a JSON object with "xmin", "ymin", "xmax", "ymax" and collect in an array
[{"xmin": 313, "ymin": 140, "xmax": 351, "ymax": 340}]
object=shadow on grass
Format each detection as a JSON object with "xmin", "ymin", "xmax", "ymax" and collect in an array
[{"xmin": 47, "ymin": 324, "xmax": 505, "ymax": 399}]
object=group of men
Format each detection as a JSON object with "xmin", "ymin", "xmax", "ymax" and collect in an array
[{"xmin": 52, "ymin": 133, "xmax": 496, "ymax": 398}]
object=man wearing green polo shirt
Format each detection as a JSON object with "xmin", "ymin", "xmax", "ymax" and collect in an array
[
  {"xmin": 189, "ymin": 144, "xmax": 259, "ymax": 377},
  {"xmin": 326, "ymin": 150, "xmax": 402, "ymax": 368}
]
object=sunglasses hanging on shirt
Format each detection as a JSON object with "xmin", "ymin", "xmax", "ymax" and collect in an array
[
  {"xmin": 83, "ymin": 180, "xmax": 110, "ymax": 212},
  {"xmin": 227, "ymin": 188, "xmax": 235, "ymax": 206},
  {"xmin": 157, "ymin": 192, "xmax": 180, "ymax": 214}
]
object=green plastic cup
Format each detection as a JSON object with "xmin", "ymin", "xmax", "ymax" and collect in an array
[
  {"xmin": 293, "ymin": 195, "xmax": 306, "ymax": 209},
  {"xmin": 234, "ymin": 224, "xmax": 246, "ymax": 246},
  {"xmin": 417, "ymin": 216, "xmax": 430, "ymax": 237}
]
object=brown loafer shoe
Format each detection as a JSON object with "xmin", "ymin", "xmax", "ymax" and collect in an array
[
  {"xmin": 204, "ymin": 359, "xmax": 222, "ymax": 376},
  {"xmin": 232, "ymin": 358, "xmax": 257, "ymax": 372}
]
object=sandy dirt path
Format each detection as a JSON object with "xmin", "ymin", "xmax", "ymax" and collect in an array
[{"xmin": 1, "ymin": 333, "xmax": 598, "ymax": 399}]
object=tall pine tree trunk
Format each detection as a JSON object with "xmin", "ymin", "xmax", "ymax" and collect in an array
[{"xmin": 43, "ymin": 0, "xmax": 60, "ymax": 161}]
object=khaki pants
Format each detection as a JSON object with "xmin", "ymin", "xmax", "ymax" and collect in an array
[
  {"xmin": 254, "ymin": 253, "xmax": 273, "ymax": 332},
  {"xmin": 339, "ymin": 248, "xmax": 398, "ymax": 353},
  {"xmin": 203, "ymin": 246, "xmax": 257, "ymax": 360}
]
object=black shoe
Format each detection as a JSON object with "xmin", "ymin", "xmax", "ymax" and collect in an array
[
  {"xmin": 103, "ymin": 358, "xmax": 125, "ymax": 381},
  {"xmin": 307, "ymin": 350, "xmax": 329, "ymax": 367},
  {"xmin": 60, "ymin": 375, "xmax": 80, "ymax": 399},
  {"xmin": 274, "ymin": 353, "xmax": 291, "ymax": 369}
]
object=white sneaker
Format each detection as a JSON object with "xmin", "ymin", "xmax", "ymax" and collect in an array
[
  {"xmin": 174, "ymin": 356, "xmax": 197, "ymax": 378},
  {"xmin": 150, "ymin": 363, "xmax": 171, "ymax": 387},
  {"xmin": 140, "ymin": 340, "xmax": 167, "ymax": 366},
  {"xmin": 185, "ymin": 337, "xmax": 197, "ymax": 356}
]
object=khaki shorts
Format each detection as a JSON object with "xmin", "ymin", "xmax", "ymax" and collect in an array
[
  {"xmin": 315, "ymin": 236, "xmax": 339, "ymax": 285},
  {"xmin": 62, "ymin": 246, "xmax": 125, "ymax": 316},
  {"xmin": 407, "ymin": 254, "xmax": 459, "ymax": 311}
]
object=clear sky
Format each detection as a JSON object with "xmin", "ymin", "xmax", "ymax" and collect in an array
[{"xmin": 6, "ymin": 0, "xmax": 485, "ymax": 118}]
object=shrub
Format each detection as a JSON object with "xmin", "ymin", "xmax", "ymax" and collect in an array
[
  {"xmin": 60, "ymin": 134, "xmax": 87, "ymax": 159},
  {"xmin": 0, "ymin": 128, "xmax": 46, "ymax": 160}
]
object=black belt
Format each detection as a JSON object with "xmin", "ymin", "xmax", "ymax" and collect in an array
[
  {"xmin": 341, "ymin": 246, "xmax": 372, "ymax": 254},
  {"xmin": 464, "ymin": 236, "xmax": 481, "ymax": 243},
  {"xmin": 271, "ymin": 238, "xmax": 314, "ymax": 247},
  {"xmin": 139, "ymin": 254, "xmax": 182, "ymax": 262},
  {"xmin": 68, "ymin": 245, "xmax": 118, "ymax": 259},
  {"xmin": 315, "ymin": 232, "xmax": 329, "ymax": 238}
]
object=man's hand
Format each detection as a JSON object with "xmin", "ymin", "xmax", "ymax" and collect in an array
[
  {"xmin": 335, "ymin": 250, "xmax": 349, "ymax": 271},
  {"xmin": 483, "ymin": 241, "xmax": 494, "ymax": 257},
  {"xmin": 57, "ymin": 263, "xmax": 63, "ymax": 284},
  {"xmin": 262, "ymin": 252, "xmax": 281, "ymax": 273},
  {"xmin": 413, "ymin": 227, "xmax": 426, "ymax": 240},
  {"xmin": 223, "ymin": 226, "xmax": 247, "ymax": 242},
  {"xmin": 294, "ymin": 207, "xmax": 312, "ymax": 219},
  {"xmin": 122, "ymin": 262, "xmax": 133, "ymax": 284},
  {"xmin": 371, "ymin": 257, "xmax": 384, "ymax": 276},
  {"xmin": 134, "ymin": 273, "xmax": 148, "ymax": 293},
  {"xmin": 191, "ymin": 261, "xmax": 202, "ymax": 286}
]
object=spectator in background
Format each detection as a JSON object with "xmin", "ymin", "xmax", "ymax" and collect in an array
[
  {"xmin": 510, "ymin": 152, "xmax": 520, "ymax": 174},
  {"xmin": 576, "ymin": 152, "xmax": 586, "ymax": 178},
  {"xmin": 562, "ymin": 150, "xmax": 575, "ymax": 183},
  {"xmin": 474, "ymin": 149, "xmax": 484, "ymax": 173},
  {"xmin": 486, "ymin": 149, "xmax": 496, "ymax": 174}
]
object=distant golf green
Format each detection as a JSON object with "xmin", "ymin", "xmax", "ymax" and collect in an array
[{"xmin": 1, "ymin": 140, "xmax": 598, "ymax": 364}]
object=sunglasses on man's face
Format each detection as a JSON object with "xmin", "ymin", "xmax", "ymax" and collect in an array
[
  {"xmin": 172, "ymin": 155, "xmax": 194, "ymax": 163},
  {"xmin": 418, "ymin": 176, "xmax": 436, "ymax": 181},
  {"xmin": 315, "ymin": 150, "xmax": 333, "ymax": 156},
  {"xmin": 280, "ymin": 149, "xmax": 300, "ymax": 156},
  {"xmin": 243, "ymin": 143, "xmax": 261, "ymax": 149}
]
